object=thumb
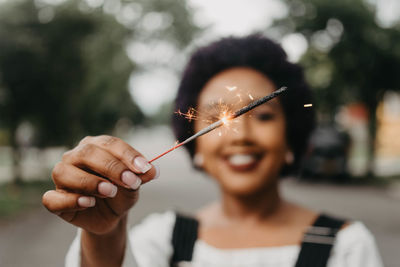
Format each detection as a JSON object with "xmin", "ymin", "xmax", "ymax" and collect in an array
[{"xmin": 104, "ymin": 185, "xmax": 140, "ymax": 216}]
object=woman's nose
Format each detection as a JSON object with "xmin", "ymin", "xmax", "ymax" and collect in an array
[{"xmin": 228, "ymin": 115, "xmax": 250, "ymax": 141}]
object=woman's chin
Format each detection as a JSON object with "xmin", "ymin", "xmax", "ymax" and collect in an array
[{"xmin": 219, "ymin": 177, "xmax": 273, "ymax": 197}]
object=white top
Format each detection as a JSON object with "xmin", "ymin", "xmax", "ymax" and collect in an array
[{"xmin": 65, "ymin": 211, "xmax": 384, "ymax": 267}]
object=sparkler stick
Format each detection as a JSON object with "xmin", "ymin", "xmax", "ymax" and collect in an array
[{"xmin": 149, "ymin": 86, "xmax": 288, "ymax": 163}]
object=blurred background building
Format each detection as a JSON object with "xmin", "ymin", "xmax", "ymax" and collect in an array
[{"xmin": 0, "ymin": 0, "xmax": 399, "ymax": 266}]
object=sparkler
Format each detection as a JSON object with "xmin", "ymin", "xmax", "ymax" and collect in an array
[{"xmin": 148, "ymin": 86, "xmax": 288, "ymax": 163}]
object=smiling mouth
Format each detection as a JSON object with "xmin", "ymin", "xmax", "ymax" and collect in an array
[{"xmin": 224, "ymin": 153, "xmax": 261, "ymax": 171}]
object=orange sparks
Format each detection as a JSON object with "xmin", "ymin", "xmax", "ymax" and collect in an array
[
  {"xmin": 226, "ymin": 86, "xmax": 237, "ymax": 91},
  {"xmin": 303, "ymin": 104, "xmax": 313, "ymax": 108},
  {"xmin": 175, "ymin": 108, "xmax": 198, "ymax": 122},
  {"xmin": 175, "ymin": 99, "xmax": 234, "ymax": 127},
  {"xmin": 248, "ymin": 94, "xmax": 254, "ymax": 100}
]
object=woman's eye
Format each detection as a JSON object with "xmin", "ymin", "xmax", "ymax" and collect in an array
[{"xmin": 254, "ymin": 112, "xmax": 275, "ymax": 121}]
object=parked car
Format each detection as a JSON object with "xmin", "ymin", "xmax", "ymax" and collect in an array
[{"xmin": 301, "ymin": 125, "xmax": 350, "ymax": 181}]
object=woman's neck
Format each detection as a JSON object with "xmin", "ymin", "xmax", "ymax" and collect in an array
[{"xmin": 220, "ymin": 181, "xmax": 282, "ymax": 224}]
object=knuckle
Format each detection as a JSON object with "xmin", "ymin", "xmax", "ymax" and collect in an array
[
  {"xmin": 79, "ymin": 136, "xmax": 93, "ymax": 145},
  {"xmin": 79, "ymin": 175, "xmax": 96, "ymax": 193},
  {"xmin": 122, "ymin": 147, "xmax": 136, "ymax": 160},
  {"xmin": 75, "ymin": 143, "xmax": 96, "ymax": 158},
  {"xmin": 104, "ymin": 158, "xmax": 122, "ymax": 176},
  {"xmin": 99, "ymin": 135, "xmax": 119, "ymax": 147},
  {"xmin": 61, "ymin": 150, "xmax": 72, "ymax": 162},
  {"xmin": 52, "ymin": 162, "xmax": 65, "ymax": 181}
]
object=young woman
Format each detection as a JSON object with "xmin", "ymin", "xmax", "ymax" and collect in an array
[{"xmin": 42, "ymin": 35, "xmax": 383, "ymax": 267}]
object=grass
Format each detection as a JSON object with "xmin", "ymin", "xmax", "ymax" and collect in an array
[{"xmin": 0, "ymin": 180, "xmax": 54, "ymax": 219}]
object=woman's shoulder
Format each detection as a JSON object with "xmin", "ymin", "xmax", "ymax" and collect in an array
[
  {"xmin": 331, "ymin": 221, "xmax": 384, "ymax": 267},
  {"xmin": 336, "ymin": 221, "xmax": 376, "ymax": 247}
]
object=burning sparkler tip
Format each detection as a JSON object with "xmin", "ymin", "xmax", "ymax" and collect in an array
[{"xmin": 303, "ymin": 103, "xmax": 313, "ymax": 108}]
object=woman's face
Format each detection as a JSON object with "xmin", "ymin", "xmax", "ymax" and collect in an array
[{"xmin": 194, "ymin": 67, "xmax": 288, "ymax": 196}]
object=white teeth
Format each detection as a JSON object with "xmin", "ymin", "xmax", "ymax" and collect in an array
[{"xmin": 227, "ymin": 154, "xmax": 256, "ymax": 166}]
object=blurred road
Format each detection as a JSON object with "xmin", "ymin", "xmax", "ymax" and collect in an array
[{"xmin": 0, "ymin": 127, "xmax": 399, "ymax": 267}]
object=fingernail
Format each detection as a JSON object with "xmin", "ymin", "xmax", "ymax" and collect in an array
[
  {"xmin": 98, "ymin": 182, "xmax": 118, "ymax": 198},
  {"xmin": 121, "ymin": 170, "xmax": 141, "ymax": 190},
  {"xmin": 153, "ymin": 165, "xmax": 160, "ymax": 180},
  {"xmin": 78, "ymin": 196, "xmax": 96, "ymax": 208},
  {"xmin": 133, "ymin": 156, "xmax": 152, "ymax": 173}
]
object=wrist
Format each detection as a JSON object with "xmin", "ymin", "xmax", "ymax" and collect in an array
[
  {"xmin": 86, "ymin": 214, "xmax": 128, "ymax": 237},
  {"xmin": 81, "ymin": 215, "xmax": 128, "ymax": 267}
]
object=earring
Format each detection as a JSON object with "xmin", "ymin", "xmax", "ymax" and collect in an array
[
  {"xmin": 285, "ymin": 151, "xmax": 294, "ymax": 165},
  {"xmin": 193, "ymin": 153, "xmax": 204, "ymax": 168}
]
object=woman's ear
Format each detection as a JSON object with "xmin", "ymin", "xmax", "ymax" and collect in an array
[
  {"xmin": 193, "ymin": 153, "xmax": 204, "ymax": 168},
  {"xmin": 285, "ymin": 150, "xmax": 294, "ymax": 165}
]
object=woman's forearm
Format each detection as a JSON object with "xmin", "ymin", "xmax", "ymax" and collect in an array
[{"xmin": 81, "ymin": 215, "xmax": 128, "ymax": 267}]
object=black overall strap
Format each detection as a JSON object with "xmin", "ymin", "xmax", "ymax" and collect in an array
[
  {"xmin": 295, "ymin": 214, "xmax": 346, "ymax": 267},
  {"xmin": 170, "ymin": 213, "xmax": 199, "ymax": 266}
]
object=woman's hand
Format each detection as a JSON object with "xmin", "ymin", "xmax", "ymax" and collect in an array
[{"xmin": 42, "ymin": 135, "xmax": 158, "ymax": 235}]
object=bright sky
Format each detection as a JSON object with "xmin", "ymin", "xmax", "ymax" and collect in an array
[{"xmin": 189, "ymin": 0, "xmax": 287, "ymax": 36}]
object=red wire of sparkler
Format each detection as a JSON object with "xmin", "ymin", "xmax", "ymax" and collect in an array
[{"xmin": 149, "ymin": 142, "xmax": 185, "ymax": 163}]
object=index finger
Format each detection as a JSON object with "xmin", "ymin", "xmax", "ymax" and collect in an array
[{"xmin": 81, "ymin": 136, "xmax": 157, "ymax": 183}]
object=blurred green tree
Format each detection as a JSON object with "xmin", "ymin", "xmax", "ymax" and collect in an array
[
  {"xmin": 0, "ymin": 0, "xmax": 199, "ymax": 182},
  {"xmin": 274, "ymin": 0, "xmax": 400, "ymax": 174}
]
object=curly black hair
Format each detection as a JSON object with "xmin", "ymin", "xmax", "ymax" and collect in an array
[{"xmin": 172, "ymin": 34, "xmax": 315, "ymax": 174}]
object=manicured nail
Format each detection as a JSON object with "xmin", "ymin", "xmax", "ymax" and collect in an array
[
  {"xmin": 153, "ymin": 165, "xmax": 160, "ymax": 180},
  {"xmin": 133, "ymin": 156, "xmax": 152, "ymax": 173},
  {"xmin": 78, "ymin": 196, "xmax": 96, "ymax": 208},
  {"xmin": 121, "ymin": 170, "xmax": 141, "ymax": 190},
  {"xmin": 98, "ymin": 182, "xmax": 118, "ymax": 198}
]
